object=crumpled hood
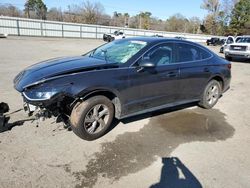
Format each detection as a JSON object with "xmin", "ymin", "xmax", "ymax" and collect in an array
[{"xmin": 14, "ymin": 56, "xmax": 109, "ymax": 92}]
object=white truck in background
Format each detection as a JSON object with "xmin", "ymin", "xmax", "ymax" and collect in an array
[
  {"xmin": 224, "ymin": 36, "xmax": 250, "ymax": 61},
  {"xmin": 103, "ymin": 30, "xmax": 126, "ymax": 42},
  {"xmin": 220, "ymin": 36, "xmax": 243, "ymax": 53},
  {"xmin": 0, "ymin": 33, "xmax": 8, "ymax": 38}
]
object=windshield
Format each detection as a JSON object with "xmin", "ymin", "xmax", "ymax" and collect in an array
[
  {"xmin": 90, "ymin": 40, "xmax": 147, "ymax": 64},
  {"xmin": 238, "ymin": 37, "xmax": 250, "ymax": 43}
]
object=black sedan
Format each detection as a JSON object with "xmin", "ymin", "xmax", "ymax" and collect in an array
[{"xmin": 14, "ymin": 37, "xmax": 231, "ymax": 140}]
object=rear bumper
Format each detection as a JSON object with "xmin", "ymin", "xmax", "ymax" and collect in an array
[
  {"xmin": 223, "ymin": 85, "xmax": 230, "ymax": 93},
  {"xmin": 225, "ymin": 51, "xmax": 250, "ymax": 59}
]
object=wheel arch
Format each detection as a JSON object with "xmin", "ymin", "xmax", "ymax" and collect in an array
[
  {"xmin": 208, "ymin": 75, "xmax": 224, "ymax": 90},
  {"xmin": 77, "ymin": 89, "xmax": 122, "ymax": 119}
]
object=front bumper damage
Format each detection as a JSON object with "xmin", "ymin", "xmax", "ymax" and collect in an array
[{"xmin": 22, "ymin": 94, "xmax": 75, "ymax": 129}]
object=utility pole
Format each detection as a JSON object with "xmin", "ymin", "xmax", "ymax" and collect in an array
[{"xmin": 139, "ymin": 12, "xmax": 142, "ymax": 29}]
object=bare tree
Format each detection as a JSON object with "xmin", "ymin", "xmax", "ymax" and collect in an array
[
  {"xmin": 98, "ymin": 14, "xmax": 112, "ymax": 26},
  {"xmin": 0, "ymin": 4, "xmax": 22, "ymax": 17},
  {"xmin": 165, "ymin": 14, "xmax": 189, "ymax": 32},
  {"xmin": 187, "ymin": 17, "xmax": 202, "ymax": 34},
  {"xmin": 201, "ymin": 0, "xmax": 221, "ymax": 34},
  {"xmin": 201, "ymin": 0, "xmax": 220, "ymax": 13},
  {"xmin": 138, "ymin": 12, "xmax": 152, "ymax": 29},
  {"xmin": 64, "ymin": 5, "xmax": 81, "ymax": 23},
  {"xmin": 47, "ymin": 7, "xmax": 63, "ymax": 21},
  {"xmin": 124, "ymin": 13, "xmax": 130, "ymax": 27},
  {"xmin": 150, "ymin": 17, "xmax": 165, "ymax": 31},
  {"xmin": 81, "ymin": 1, "xmax": 104, "ymax": 24}
]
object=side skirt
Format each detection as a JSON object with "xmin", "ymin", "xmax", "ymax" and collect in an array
[{"xmin": 119, "ymin": 99, "xmax": 200, "ymax": 119}]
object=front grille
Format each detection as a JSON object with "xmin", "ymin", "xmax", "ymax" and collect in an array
[{"xmin": 230, "ymin": 45, "xmax": 247, "ymax": 51}]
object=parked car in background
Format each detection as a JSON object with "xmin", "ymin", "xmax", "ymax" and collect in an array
[
  {"xmin": 0, "ymin": 33, "xmax": 8, "ymax": 38},
  {"xmin": 206, "ymin": 37, "xmax": 224, "ymax": 46},
  {"xmin": 220, "ymin": 36, "xmax": 242, "ymax": 53},
  {"xmin": 219, "ymin": 39, "xmax": 226, "ymax": 53},
  {"xmin": 225, "ymin": 36, "xmax": 250, "ymax": 61},
  {"xmin": 14, "ymin": 37, "xmax": 231, "ymax": 140},
  {"xmin": 152, "ymin": 34, "xmax": 164, "ymax": 37},
  {"xmin": 103, "ymin": 30, "xmax": 126, "ymax": 42},
  {"xmin": 175, "ymin": 36, "xmax": 186, "ymax": 40}
]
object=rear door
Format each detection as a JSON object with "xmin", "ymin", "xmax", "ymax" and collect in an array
[{"xmin": 175, "ymin": 42, "xmax": 213, "ymax": 101}]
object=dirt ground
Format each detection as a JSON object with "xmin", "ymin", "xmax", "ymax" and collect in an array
[{"xmin": 0, "ymin": 37, "xmax": 250, "ymax": 188}]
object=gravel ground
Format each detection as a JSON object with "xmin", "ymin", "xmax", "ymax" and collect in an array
[{"xmin": 0, "ymin": 36, "xmax": 250, "ymax": 188}]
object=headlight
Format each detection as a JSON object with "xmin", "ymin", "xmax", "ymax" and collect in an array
[
  {"xmin": 35, "ymin": 90, "xmax": 58, "ymax": 99},
  {"xmin": 23, "ymin": 85, "xmax": 69, "ymax": 101}
]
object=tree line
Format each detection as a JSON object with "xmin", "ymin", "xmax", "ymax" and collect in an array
[{"xmin": 0, "ymin": 0, "xmax": 249, "ymax": 35}]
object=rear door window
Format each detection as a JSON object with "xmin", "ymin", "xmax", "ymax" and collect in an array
[{"xmin": 176, "ymin": 43, "xmax": 211, "ymax": 63}]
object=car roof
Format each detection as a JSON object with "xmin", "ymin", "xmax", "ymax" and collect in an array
[
  {"xmin": 123, "ymin": 36, "xmax": 187, "ymax": 43},
  {"xmin": 120, "ymin": 36, "xmax": 214, "ymax": 55},
  {"xmin": 122, "ymin": 36, "xmax": 209, "ymax": 49}
]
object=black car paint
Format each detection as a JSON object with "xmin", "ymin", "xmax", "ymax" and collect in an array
[
  {"xmin": 14, "ymin": 37, "xmax": 231, "ymax": 120},
  {"xmin": 206, "ymin": 37, "xmax": 224, "ymax": 46}
]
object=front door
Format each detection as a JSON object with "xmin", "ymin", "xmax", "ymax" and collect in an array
[{"xmin": 125, "ymin": 43, "xmax": 180, "ymax": 115}]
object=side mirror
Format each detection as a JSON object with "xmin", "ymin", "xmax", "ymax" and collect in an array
[
  {"xmin": 139, "ymin": 61, "xmax": 155, "ymax": 68},
  {"xmin": 137, "ymin": 60, "xmax": 155, "ymax": 72}
]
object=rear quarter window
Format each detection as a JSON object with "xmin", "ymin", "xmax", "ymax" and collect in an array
[
  {"xmin": 200, "ymin": 47, "xmax": 212, "ymax": 59},
  {"xmin": 176, "ymin": 43, "xmax": 211, "ymax": 63}
]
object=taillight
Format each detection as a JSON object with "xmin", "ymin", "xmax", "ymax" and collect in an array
[{"xmin": 227, "ymin": 63, "xmax": 231, "ymax": 69}]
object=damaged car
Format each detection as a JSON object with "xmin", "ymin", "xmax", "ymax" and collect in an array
[
  {"xmin": 103, "ymin": 30, "xmax": 125, "ymax": 42},
  {"xmin": 14, "ymin": 37, "xmax": 231, "ymax": 140}
]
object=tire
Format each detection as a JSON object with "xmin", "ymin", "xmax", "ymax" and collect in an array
[
  {"xmin": 198, "ymin": 80, "xmax": 222, "ymax": 109},
  {"xmin": 225, "ymin": 56, "xmax": 232, "ymax": 61},
  {"xmin": 220, "ymin": 47, "xmax": 224, "ymax": 53},
  {"xmin": 70, "ymin": 96, "xmax": 114, "ymax": 141}
]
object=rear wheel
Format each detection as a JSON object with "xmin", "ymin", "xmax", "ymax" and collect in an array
[
  {"xmin": 70, "ymin": 96, "xmax": 114, "ymax": 141},
  {"xmin": 199, "ymin": 80, "xmax": 222, "ymax": 109}
]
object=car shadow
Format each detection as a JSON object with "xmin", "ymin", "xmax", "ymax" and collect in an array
[
  {"xmin": 150, "ymin": 157, "xmax": 202, "ymax": 188},
  {"xmin": 71, "ymin": 105, "xmax": 234, "ymax": 188}
]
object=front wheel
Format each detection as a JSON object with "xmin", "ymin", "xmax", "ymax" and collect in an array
[
  {"xmin": 199, "ymin": 80, "xmax": 222, "ymax": 109},
  {"xmin": 70, "ymin": 96, "xmax": 114, "ymax": 141}
]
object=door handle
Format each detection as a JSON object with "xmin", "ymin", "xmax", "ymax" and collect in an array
[{"xmin": 166, "ymin": 71, "xmax": 178, "ymax": 77}]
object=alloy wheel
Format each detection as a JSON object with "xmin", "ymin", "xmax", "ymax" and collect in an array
[
  {"xmin": 206, "ymin": 84, "xmax": 219, "ymax": 105},
  {"xmin": 84, "ymin": 104, "xmax": 110, "ymax": 134}
]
